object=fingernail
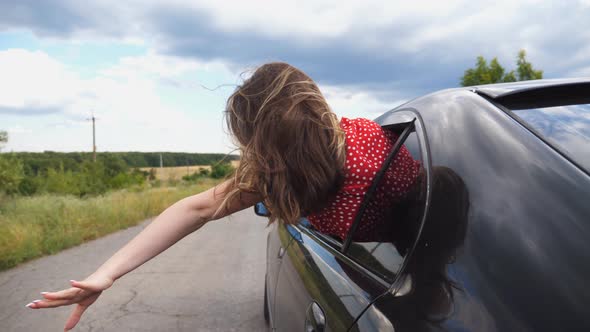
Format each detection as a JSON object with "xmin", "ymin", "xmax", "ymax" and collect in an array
[
  {"xmin": 41, "ymin": 292, "xmax": 49, "ymax": 295},
  {"xmin": 69, "ymin": 279, "xmax": 76, "ymax": 283},
  {"xmin": 33, "ymin": 300, "xmax": 42, "ymax": 303},
  {"xmin": 25, "ymin": 302, "xmax": 34, "ymax": 308}
]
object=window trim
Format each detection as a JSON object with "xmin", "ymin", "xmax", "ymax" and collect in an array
[
  {"xmin": 303, "ymin": 222, "xmax": 343, "ymax": 250},
  {"xmin": 295, "ymin": 223, "xmax": 393, "ymax": 290}
]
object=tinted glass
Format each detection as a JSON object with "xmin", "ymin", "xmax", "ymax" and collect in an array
[
  {"xmin": 513, "ymin": 104, "xmax": 590, "ymax": 171},
  {"xmin": 346, "ymin": 130, "xmax": 427, "ymax": 283}
]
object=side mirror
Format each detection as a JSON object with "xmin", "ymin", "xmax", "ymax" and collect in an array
[{"xmin": 254, "ymin": 202, "xmax": 270, "ymax": 217}]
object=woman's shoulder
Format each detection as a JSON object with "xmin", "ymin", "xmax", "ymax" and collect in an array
[
  {"xmin": 340, "ymin": 117, "xmax": 381, "ymax": 131},
  {"xmin": 340, "ymin": 116, "xmax": 377, "ymax": 125}
]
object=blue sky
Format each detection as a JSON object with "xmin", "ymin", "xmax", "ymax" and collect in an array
[{"xmin": 1, "ymin": 0, "xmax": 589, "ymax": 153}]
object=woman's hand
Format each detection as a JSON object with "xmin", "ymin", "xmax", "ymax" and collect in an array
[{"xmin": 26, "ymin": 273, "xmax": 114, "ymax": 331}]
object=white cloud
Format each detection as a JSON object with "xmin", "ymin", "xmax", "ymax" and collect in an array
[
  {"xmin": 0, "ymin": 48, "xmax": 407, "ymax": 152},
  {"xmin": 7, "ymin": 0, "xmax": 587, "ymax": 58},
  {"xmin": 102, "ymin": 52, "xmax": 204, "ymax": 78},
  {"xmin": 2, "ymin": 0, "xmax": 590, "ymax": 88},
  {"xmin": 0, "ymin": 49, "xmax": 179, "ymax": 122},
  {"xmin": 570, "ymin": 67, "xmax": 590, "ymax": 77},
  {"xmin": 0, "ymin": 49, "xmax": 236, "ymax": 152},
  {"xmin": 0, "ymin": 49, "xmax": 80, "ymax": 113},
  {"xmin": 322, "ymin": 84, "xmax": 406, "ymax": 120},
  {"xmin": 165, "ymin": 0, "xmax": 469, "ymax": 40},
  {"xmin": 7, "ymin": 125, "xmax": 32, "ymax": 134}
]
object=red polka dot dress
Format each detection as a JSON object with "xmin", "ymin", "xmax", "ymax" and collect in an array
[{"xmin": 307, "ymin": 117, "xmax": 421, "ymax": 242}]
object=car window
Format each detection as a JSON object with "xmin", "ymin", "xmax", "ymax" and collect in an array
[
  {"xmin": 510, "ymin": 103, "xmax": 590, "ymax": 173},
  {"xmin": 343, "ymin": 127, "xmax": 427, "ymax": 283}
]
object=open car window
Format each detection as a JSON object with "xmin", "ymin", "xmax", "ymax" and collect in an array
[{"xmin": 299, "ymin": 114, "xmax": 429, "ymax": 284}]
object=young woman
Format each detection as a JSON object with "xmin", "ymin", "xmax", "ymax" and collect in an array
[{"xmin": 25, "ymin": 62, "xmax": 419, "ymax": 331}]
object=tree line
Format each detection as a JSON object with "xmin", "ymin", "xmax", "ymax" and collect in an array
[
  {"xmin": 460, "ymin": 49, "xmax": 543, "ymax": 86},
  {"xmin": 0, "ymin": 133, "xmax": 237, "ymax": 197},
  {"xmin": 9, "ymin": 151, "xmax": 237, "ymax": 174}
]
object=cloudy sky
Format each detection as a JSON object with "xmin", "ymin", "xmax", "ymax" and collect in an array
[{"xmin": 1, "ymin": 0, "xmax": 589, "ymax": 153}]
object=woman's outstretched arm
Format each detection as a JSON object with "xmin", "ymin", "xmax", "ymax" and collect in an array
[{"xmin": 25, "ymin": 180, "xmax": 260, "ymax": 331}]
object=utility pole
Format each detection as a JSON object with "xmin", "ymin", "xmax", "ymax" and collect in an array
[
  {"xmin": 87, "ymin": 114, "xmax": 98, "ymax": 162},
  {"xmin": 92, "ymin": 115, "xmax": 96, "ymax": 162}
]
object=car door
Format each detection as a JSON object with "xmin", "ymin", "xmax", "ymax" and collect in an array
[
  {"xmin": 265, "ymin": 218, "xmax": 294, "ymax": 327},
  {"xmin": 273, "ymin": 111, "xmax": 430, "ymax": 331},
  {"xmin": 273, "ymin": 220, "xmax": 379, "ymax": 332}
]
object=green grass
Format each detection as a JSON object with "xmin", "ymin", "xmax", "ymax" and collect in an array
[{"xmin": 0, "ymin": 178, "xmax": 222, "ymax": 271}]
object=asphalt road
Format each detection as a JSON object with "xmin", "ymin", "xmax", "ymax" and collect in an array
[{"xmin": 0, "ymin": 208, "xmax": 269, "ymax": 332}]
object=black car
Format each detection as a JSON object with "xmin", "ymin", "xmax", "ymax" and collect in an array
[{"xmin": 257, "ymin": 79, "xmax": 590, "ymax": 331}]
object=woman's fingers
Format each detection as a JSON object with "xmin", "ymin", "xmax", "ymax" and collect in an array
[
  {"xmin": 64, "ymin": 304, "xmax": 88, "ymax": 331},
  {"xmin": 42, "ymin": 281, "xmax": 108, "ymax": 301},
  {"xmin": 26, "ymin": 277, "xmax": 109, "ymax": 331},
  {"xmin": 27, "ymin": 276, "xmax": 111, "ymax": 309},
  {"xmin": 40, "ymin": 287, "xmax": 83, "ymax": 301},
  {"xmin": 27, "ymin": 298, "xmax": 73, "ymax": 309},
  {"xmin": 29, "ymin": 287, "xmax": 98, "ymax": 308},
  {"xmin": 63, "ymin": 291, "xmax": 101, "ymax": 331}
]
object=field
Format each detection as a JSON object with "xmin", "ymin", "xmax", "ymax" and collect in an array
[
  {"xmin": 139, "ymin": 161, "xmax": 240, "ymax": 181},
  {"xmin": 140, "ymin": 165, "xmax": 211, "ymax": 181}
]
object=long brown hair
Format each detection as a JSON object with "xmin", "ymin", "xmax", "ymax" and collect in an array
[{"xmin": 221, "ymin": 62, "xmax": 346, "ymax": 224}]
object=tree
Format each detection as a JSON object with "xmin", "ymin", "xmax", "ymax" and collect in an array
[
  {"xmin": 210, "ymin": 162, "xmax": 234, "ymax": 179},
  {"xmin": 0, "ymin": 130, "xmax": 7, "ymax": 151},
  {"xmin": 0, "ymin": 154, "xmax": 24, "ymax": 194},
  {"xmin": 516, "ymin": 49, "xmax": 543, "ymax": 81},
  {"xmin": 0, "ymin": 131, "xmax": 25, "ymax": 195},
  {"xmin": 461, "ymin": 49, "xmax": 543, "ymax": 86}
]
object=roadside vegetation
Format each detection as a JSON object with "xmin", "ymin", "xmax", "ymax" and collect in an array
[
  {"xmin": 0, "ymin": 132, "xmax": 236, "ymax": 271},
  {"xmin": 0, "ymin": 180, "xmax": 222, "ymax": 270}
]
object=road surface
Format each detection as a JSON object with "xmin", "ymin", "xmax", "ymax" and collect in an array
[{"xmin": 0, "ymin": 209, "xmax": 269, "ymax": 331}]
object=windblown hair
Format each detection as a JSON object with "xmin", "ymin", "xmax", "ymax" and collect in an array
[{"xmin": 221, "ymin": 62, "xmax": 346, "ymax": 224}]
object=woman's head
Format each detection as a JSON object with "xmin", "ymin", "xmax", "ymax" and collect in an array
[{"xmin": 223, "ymin": 62, "xmax": 345, "ymax": 224}]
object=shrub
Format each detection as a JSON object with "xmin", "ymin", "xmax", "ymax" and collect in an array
[
  {"xmin": 0, "ymin": 154, "xmax": 24, "ymax": 195},
  {"xmin": 210, "ymin": 162, "xmax": 234, "ymax": 179},
  {"xmin": 182, "ymin": 168, "xmax": 210, "ymax": 182},
  {"xmin": 18, "ymin": 176, "xmax": 40, "ymax": 196}
]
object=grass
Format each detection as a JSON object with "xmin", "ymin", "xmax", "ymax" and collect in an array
[{"xmin": 0, "ymin": 178, "xmax": 223, "ymax": 271}]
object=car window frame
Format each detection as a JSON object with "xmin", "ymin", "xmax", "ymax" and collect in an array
[
  {"xmin": 341, "ymin": 119, "xmax": 416, "ymax": 252},
  {"xmin": 373, "ymin": 109, "xmax": 434, "ymax": 292},
  {"xmin": 297, "ymin": 109, "xmax": 433, "ymax": 287}
]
